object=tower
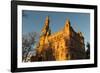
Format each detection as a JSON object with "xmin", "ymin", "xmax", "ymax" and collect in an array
[
  {"xmin": 39, "ymin": 16, "xmax": 51, "ymax": 45},
  {"xmin": 41, "ymin": 16, "xmax": 51, "ymax": 36},
  {"xmin": 64, "ymin": 18, "xmax": 71, "ymax": 39},
  {"xmin": 36, "ymin": 16, "xmax": 51, "ymax": 58}
]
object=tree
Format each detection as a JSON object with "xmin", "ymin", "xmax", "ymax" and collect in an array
[
  {"xmin": 86, "ymin": 42, "xmax": 90, "ymax": 59},
  {"xmin": 22, "ymin": 32, "xmax": 38, "ymax": 62}
]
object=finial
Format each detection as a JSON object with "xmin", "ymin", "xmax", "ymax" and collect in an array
[
  {"xmin": 64, "ymin": 18, "xmax": 70, "ymax": 28},
  {"xmin": 46, "ymin": 16, "xmax": 49, "ymax": 20},
  {"xmin": 66, "ymin": 18, "xmax": 70, "ymax": 25}
]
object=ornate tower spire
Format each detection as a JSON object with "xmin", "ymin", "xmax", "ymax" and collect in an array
[
  {"xmin": 65, "ymin": 18, "xmax": 70, "ymax": 27},
  {"xmin": 45, "ymin": 16, "xmax": 49, "ymax": 26},
  {"xmin": 64, "ymin": 18, "xmax": 71, "ymax": 36},
  {"xmin": 64, "ymin": 18, "xmax": 71, "ymax": 31},
  {"xmin": 41, "ymin": 16, "xmax": 51, "ymax": 36}
]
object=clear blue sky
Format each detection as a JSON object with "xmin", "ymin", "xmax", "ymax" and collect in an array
[{"xmin": 22, "ymin": 10, "xmax": 90, "ymax": 47}]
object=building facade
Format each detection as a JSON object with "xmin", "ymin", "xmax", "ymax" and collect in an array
[{"xmin": 35, "ymin": 16, "xmax": 86, "ymax": 61}]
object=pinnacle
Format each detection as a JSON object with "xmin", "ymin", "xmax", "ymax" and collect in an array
[
  {"xmin": 46, "ymin": 16, "xmax": 49, "ymax": 21},
  {"xmin": 66, "ymin": 18, "xmax": 70, "ymax": 25}
]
